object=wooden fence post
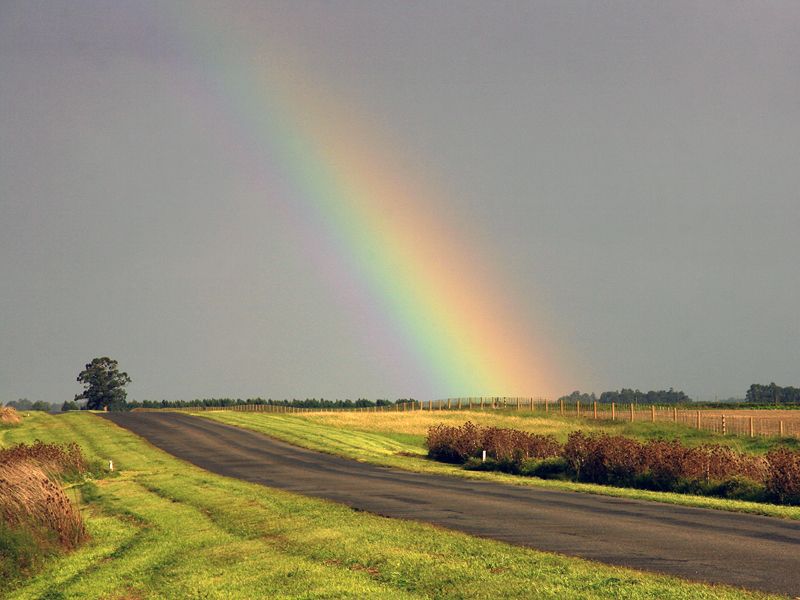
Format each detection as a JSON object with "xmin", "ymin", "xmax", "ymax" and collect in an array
[
  {"xmin": 630, "ymin": 404, "xmax": 634, "ymax": 422},
  {"xmin": 722, "ymin": 414, "xmax": 727, "ymax": 436},
  {"xmin": 448, "ymin": 398, "xmax": 452, "ymax": 410},
  {"xmin": 696, "ymin": 410, "xmax": 701, "ymax": 429},
  {"xmin": 576, "ymin": 400, "xmax": 580, "ymax": 417},
  {"xmin": 593, "ymin": 401, "xmax": 598, "ymax": 419},
  {"xmin": 651, "ymin": 405, "xmax": 655, "ymax": 423},
  {"xmin": 560, "ymin": 399, "xmax": 564, "ymax": 415},
  {"xmin": 516, "ymin": 397, "xmax": 520, "ymax": 410},
  {"xmin": 780, "ymin": 420, "xmax": 785, "ymax": 436},
  {"xmin": 611, "ymin": 402, "xmax": 615, "ymax": 421},
  {"xmin": 673, "ymin": 407, "xmax": 677, "ymax": 423},
  {"xmin": 749, "ymin": 416, "xmax": 754, "ymax": 438}
]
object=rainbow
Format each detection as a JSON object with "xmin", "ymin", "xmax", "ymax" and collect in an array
[{"xmin": 163, "ymin": 6, "xmax": 563, "ymax": 398}]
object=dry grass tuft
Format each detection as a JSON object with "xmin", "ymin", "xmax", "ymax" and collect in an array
[
  {"xmin": 0, "ymin": 406, "xmax": 22, "ymax": 425},
  {"xmin": 0, "ymin": 461, "xmax": 87, "ymax": 548},
  {"xmin": 0, "ymin": 440, "xmax": 88, "ymax": 478},
  {"xmin": 0, "ymin": 440, "xmax": 90, "ymax": 583}
]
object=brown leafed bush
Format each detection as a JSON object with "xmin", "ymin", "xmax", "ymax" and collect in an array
[
  {"xmin": 427, "ymin": 422, "xmax": 800, "ymax": 504},
  {"xmin": 0, "ymin": 407, "xmax": 22, "ymax": 425},
  {"xmin": 426, "ymin": 423, "xmax": 482, "ymax": 463},
  {"xmin": 563, "ymin": 432, "xmax": 644, "ymax": 484},
  {"xmin": 0, "ymin": 461, "xmax": 87, "ymax": 549},
  {"xmin": 564, "ymin": 432, "xmax": 770, "ymax": 489},
  {"xmin": 640, "ymin": 439, "xmax": 691, "ymax": 487},
  {"xmin": 427, "ymin": 421, "xmax": 560, "ymax": 464},
  {"xmin": 481, "ymin": 427, "xmax": 561, "ymax": 462},
  {"xmin": 766, "ymin": 448, "xmax": 800, "ymax": 505}
]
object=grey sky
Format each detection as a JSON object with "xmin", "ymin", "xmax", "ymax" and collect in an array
[{"xmin": 2, "ymin": 1, "xmax": 798, "ymax": 403}]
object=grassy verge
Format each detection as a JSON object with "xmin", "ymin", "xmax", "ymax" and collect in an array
[
  {"xmin": 0, "ymin": 412, "xmax": 783, "ymax": 599},
  {"xmin": 197, "ymin": 411, "xmax": 800, "ymax": 520}
]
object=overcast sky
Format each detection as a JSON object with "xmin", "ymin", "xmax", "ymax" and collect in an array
[{"xmin": 2, "ymin": 1, "xmax": 798, "ymax": 403}]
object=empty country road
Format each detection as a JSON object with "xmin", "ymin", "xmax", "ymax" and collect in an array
[{"xmin": 103, "ymin": 412, "xmax": 800, "ymax": 596}]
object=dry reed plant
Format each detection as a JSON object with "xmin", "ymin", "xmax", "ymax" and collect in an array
[
  {"xmin": 0, "ymin": 441, "xmax": 88, "ymax": 479},
  {"xmin": 0, "ymin": 461, "xmax": 87, "ymax": 548},
  {"xmin": 0, "ymin": 440, "xmax": 91, "ymax": 567}
]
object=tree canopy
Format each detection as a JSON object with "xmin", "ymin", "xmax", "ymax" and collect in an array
[
  {"xmin": 746, "ymin": 383, "xmax": 800, "ymax": 405},
  {"xmin": 559, "ymin": 388, "xmax": 690, "ymax": 405},
  {"xmin": 75, "ymin": 357, "xmax": 131, "ymax": 411}
]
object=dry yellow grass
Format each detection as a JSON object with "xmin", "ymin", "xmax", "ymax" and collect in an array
[
  {"xmin": 299, "ymin": 409, "xmax": 604, "ymax": 438},
  {"xmin": 1, "ymin": 407, "xmax": 22, "ymax": 425},
  {"xmin": 0, "ymin": 461, "xmax": 87, "ymax": 548}
]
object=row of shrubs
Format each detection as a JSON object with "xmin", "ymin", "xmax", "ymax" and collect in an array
[
  {"xmin": 426, "ymin": 422, "xmax": 800, "ymax": 504},
  {"xmin": 0, "ymin": 441, "xmax": 94, "ymax": 583}
]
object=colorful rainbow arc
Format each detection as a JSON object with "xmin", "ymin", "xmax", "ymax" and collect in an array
[{"xmin": 166, "ymin": 6, "xmax": 562, "ymax": 397}]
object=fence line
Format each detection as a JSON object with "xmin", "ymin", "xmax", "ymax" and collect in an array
[{"xmin": 134, "ymin": 397, "xmax": 800, "ymax": 439}]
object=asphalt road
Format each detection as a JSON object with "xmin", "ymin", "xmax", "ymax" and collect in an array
[{"xmin": 103, "ymin": 412, "xmax": 800, "ymax": 596}]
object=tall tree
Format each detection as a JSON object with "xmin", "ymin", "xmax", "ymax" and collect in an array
[{"xmin": 75, "ymin": 357, "xmax": 131, "ymax": 411}]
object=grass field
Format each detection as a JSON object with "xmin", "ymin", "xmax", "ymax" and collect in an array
[
  {"xmin": 0, "ymin": 412, "xmax": 785, "ymax": 599},
  {"xmin": 197, "ymin": 410, "xmax": 800, "ymax": 520}
]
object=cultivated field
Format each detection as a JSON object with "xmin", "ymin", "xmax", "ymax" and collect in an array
[{"xmin": 2, "ymin": 412, "xmax": 778, "ymax": 599}]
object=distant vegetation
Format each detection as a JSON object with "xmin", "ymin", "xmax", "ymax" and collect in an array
[
  {"xmin": 561, "ymin": 383, "xmax": 800, "ymax": 407},
  {"xmin": 3, "ymin": 399, "xmax": 57, "ymax": 412},
  {"xmin": 559, "ymin": 389, "xmax": 690, "ymax": 405},
  {"xmin": 745, "ymin": 383, "xmax": 800, "ymax": 406},
  {"xmin": 124, "ymin": 397, "xmax": 403, "ymax": 411}
]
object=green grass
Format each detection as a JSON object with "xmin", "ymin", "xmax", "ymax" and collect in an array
[
  {"xmin": 0, "ymin": 412, "xmax": 783, "ymax": 599},
  {"xmin": 196, "ymin": 410, "xmax": 800, "ymax": 520}
]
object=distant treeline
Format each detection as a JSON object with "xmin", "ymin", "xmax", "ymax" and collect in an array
[
  {"xmin": 3, "ymin": 399, "xmax": 58, "ymax": 412},
  {"xmin": 559, "ymin": 389, "xmax": 690, "ymax": 405},
  {"xmin": 744, "ymin": 383, "xmax": 800, "ymax": 406},
  {"xmin": 116, "ymin": 397, "xmax": 411, "ymax": 411},
  {"xmin": 559, "ymin": 383, "xmax": 800, "ymax": 407}
]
